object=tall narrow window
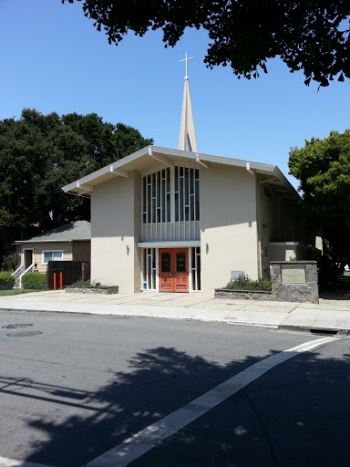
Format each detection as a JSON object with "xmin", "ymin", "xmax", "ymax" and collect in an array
[
  {"xmin": 173, "ymin": 166, "xmax": 199, "ymax": 222},
  {"xmin": 147, "ymin": 175, "xmax": 151, "ymax": 223},
  {"xmin": 166, "ymin": 171, "xmax": 171, "ymax": 222},
  {"xmin": 175, "ymin": 166, "xmax": 179, "ymax": 222},
  {"xmin": 191, "ymin": 247, "xmax": 201, "ymax": 291},
  {"xmin": 142, "ymin": 166, "xmax": 199, "ymax": 224},
  {"xmin": 195, "ymin": 169, "xmax": 200, "ymax": 221},
  {"xmin": 143, "ymin": 248, "xmax": 157, "ymax": 290}
]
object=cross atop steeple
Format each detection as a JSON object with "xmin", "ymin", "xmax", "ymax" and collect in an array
[
  {"xmin": 179, "ymin": 53, "xmax": 193, "ymax": 79},
  {"xmin": 178, "ymin": 53, "xmax": 198, "ymax": 152}
]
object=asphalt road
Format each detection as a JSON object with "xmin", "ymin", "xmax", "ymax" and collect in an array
[{"xmin": 0, "ymin": 311, "xmax": 348, "ymax": 467}]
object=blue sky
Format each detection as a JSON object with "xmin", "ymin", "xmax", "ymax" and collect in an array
[{"xmin": 1, "ymin": 0, "xmax": 350, "ymax": 188}]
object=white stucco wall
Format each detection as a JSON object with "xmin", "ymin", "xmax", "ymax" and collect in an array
[
  {"xmin": 269, "ymin": 242, "xmax": 298, "ymax": 261},
  {"xmin": 88, "ymin": 160, "xmax": 302, "ymax": 294},
  {"xmin": 258, "ymin": 180, "xmax": 302, "ymax": 274},
  {"xmin": 199, "ymin": 165, "xmax": 259, "ymax": 291},
  {"xmin": 133, "ymin": 171, "xmax": 142, "ymax": 291},
  {"xmin": 257, "ymin": 183, "xmax": 274, "ymax": 276},
  {"xmin": 91, "ymin": 172, "xmax": 139, "ymax": 292},
  {"xmin": 258, "ymin": 182, "xmax": 300, "ymax": 242},
  {"xmin": 275, "ymin": 196, "xmax": 300, "ymax": 241}
]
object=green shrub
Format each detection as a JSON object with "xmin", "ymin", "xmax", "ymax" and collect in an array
[
  {"xmin": 71, "ymin": 280, "xmax": 91, "ymax": 287},
  {"xmin": 22, "ymin": 273, "xmax": 47, "ymax": 290},
  {"xmin": 0, "ymin": 272, "xmax": 15, "ymax": 290},
  {"xmin": 225, "ymin": 274, "xmax": 271, "ymax": 291}
]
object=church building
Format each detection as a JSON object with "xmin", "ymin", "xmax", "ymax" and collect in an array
[{"xmin": 63, "ymin": 57, "xmax": 310, "ymax": 294}]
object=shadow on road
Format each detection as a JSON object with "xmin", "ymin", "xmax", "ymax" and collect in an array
[
  {"xmin": 2, "ymin": 341, "xmax": 349, "ymax": 466},
  {"xmin": 13, "ymin": 347, "xmax": 265, "ymax": 466}
]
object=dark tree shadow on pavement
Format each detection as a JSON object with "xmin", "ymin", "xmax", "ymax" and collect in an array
[
  {"xmin": 319, "ymin": 274, "xmax": 350, "ymax": 300},
  {"xmin": 20, "ymin": 347, "xmax": 267, "ymax": 466},
  {"xmin": 2, "ymin": 340, "xmax": 349, "ymax": 467}
]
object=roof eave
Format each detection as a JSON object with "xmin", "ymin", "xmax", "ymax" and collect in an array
[
  {"xmin": 62, "ymin": 145, "xmax": 299, "ymax": 199},
  {"xmin": 62, "ymin": 145, "xmax": 153, "ymax": 195},
  {"xmin": 16, "ymin": 238, "xmax": 90, "ymax": 244}
]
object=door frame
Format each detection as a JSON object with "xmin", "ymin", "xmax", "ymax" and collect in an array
[
  {"xmin": 140, "ymin": 244, "xmax": 201, "ymax": 293},
  {"xmin": 158, "ymin": 247, "xmax": 189, "ymax": 293},
  {"xmin": 23, "ymin": 248, "xmax": 34, "ymax": 270}
]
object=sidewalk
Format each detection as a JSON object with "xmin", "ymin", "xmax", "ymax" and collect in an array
[{"xmin": 0, "ymin": 290, "xmax": 349, "ymax": 334}]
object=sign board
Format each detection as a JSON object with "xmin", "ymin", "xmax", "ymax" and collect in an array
[
  {"xmin": 282, "ymin": 266, "xmax": 306, "ymax": 283},
  {"xmin": 231, "ymin": 270, "xmax": 245, "ymax": 280}
]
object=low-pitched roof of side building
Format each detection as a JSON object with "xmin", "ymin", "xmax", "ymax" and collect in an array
[{"xmin": 16, "ymin": 220, "xmax": 91, "ymax": 244}]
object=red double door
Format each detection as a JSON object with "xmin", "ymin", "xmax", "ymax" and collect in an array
[{"xmin": 159, "ymin": 248, "xmax": 189, "ymax": 293}]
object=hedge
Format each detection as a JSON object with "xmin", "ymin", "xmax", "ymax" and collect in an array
[
  {"xmin": 0, "ymin": 272, "xmax": 15, "ymax": 290},
  {"xmin": 21, "ymin": 273, "xmax": 47, "ymax": 290}
]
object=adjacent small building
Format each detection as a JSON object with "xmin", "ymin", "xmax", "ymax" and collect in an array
[{"xmin": 15, "ymin": 221, "xmax": 91, "ymax": 279}]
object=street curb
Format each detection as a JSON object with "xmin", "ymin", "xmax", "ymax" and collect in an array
[
  {"xmin": 1, "ymin": 306, "xmax": 350, "ymax": 335},
  {"xmin": 0, "ymin": 307, "xmax": 95, "ymax": 316},
  {"xmin": 277, "ymin": 324, "xmax": 350, "ymax": 336}
]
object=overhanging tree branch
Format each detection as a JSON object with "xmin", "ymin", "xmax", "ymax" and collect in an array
[{"xmin": 62, "ymin": 0, "xmax": 350, "ymax": 86}]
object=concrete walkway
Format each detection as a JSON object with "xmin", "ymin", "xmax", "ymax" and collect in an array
[{"xmin": 0, "ymin": 290, "xmax": 349, "ymax": 334}]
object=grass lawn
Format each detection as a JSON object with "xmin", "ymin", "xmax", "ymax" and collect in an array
[{"xmin": 0, "ymin": 289, "xmax": 46, "ymax": 296}]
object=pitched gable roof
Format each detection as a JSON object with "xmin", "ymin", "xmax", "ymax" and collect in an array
[
  {"xmin": 62, "ymin": 145, "xmax": 298, "ymax": 200},
  {"xmin": 16, "ymin": 221, "xmax": 91, "ymax": 244}
]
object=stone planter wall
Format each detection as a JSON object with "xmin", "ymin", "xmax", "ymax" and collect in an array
[
  {"xmin": 215, "ymin": 261, "xmax": 319, "ymax": 304},
  {"xmin": 270, "ymin": 261, "xmax": 319, "ymax": 304},
  {"xmin": 215, "ymin": 289, "xmax": 274, "ymax": 300},
  {"xmin": 65, "ymin": 286, "xmax": 119, "ymax": 294}
]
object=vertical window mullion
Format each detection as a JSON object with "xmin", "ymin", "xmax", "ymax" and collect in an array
[
  {"xmin": 142, "ymin": 177, "xmax": 145, "ymax": 224},
  {"xmin": 147, "ymin": 175, "xmax": 151, "ymax": 223},
  {"xmin": 190, "ymin": 169, "xmax": 194, "ymax": 222},
  {"xmin": 168, "ymin": 167, "xmax": 174, "ymax": 240},
  {"xmin": 156, "ymin": 171, "xmax": 160, "ymax": 223},
  {"xmin": 180, "ymin": 168, "xmax": 184, "ymax": 222},
  {"xmin": 161, "ymin": 170, "xmax": 164, "ymax": 223},
  {"xmin": 173, "ymin": 166, "xmax": 177, "ymax": 223},
  {"xmin": 195, "ymin": 169, "xmax": 200, "ymax": 221},
  {"xmin": 152, "ymin": 173, "xmax": 156, "ymax": 224},
  {"xmin": 197, "ymin": 247, "xmax": 201, "ymax": 290}
]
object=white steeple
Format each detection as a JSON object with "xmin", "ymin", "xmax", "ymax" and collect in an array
[{"xmin": 178, "ymin": 53, "xmax": 198, "ymax": 152}]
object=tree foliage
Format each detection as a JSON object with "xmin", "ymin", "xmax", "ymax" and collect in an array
[
  {"xmin": 63, "ymin": 0, "xmax": 350, "ymax": 87},
  {"xmin": 289, "ymin": 130, "xmax": 350, "ymax": 269},
  {"xmin": 0, "ymin": 109, "xmax": 153, "ymax": 256}
]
